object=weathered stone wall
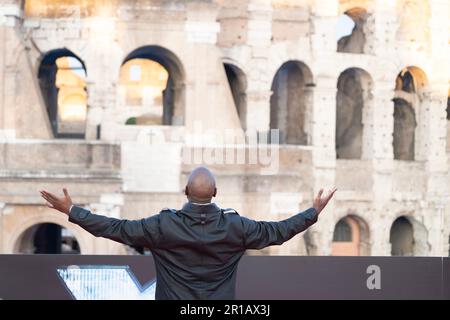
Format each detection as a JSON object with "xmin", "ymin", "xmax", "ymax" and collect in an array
[{"xmin": 0, "ymin": 0, "xmax": 448, "ymax": 256}]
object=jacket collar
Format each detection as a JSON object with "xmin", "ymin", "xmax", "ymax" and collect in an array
[{"xmin": 181, "ymin": 202, "xmax": 221, "ymax": 215}]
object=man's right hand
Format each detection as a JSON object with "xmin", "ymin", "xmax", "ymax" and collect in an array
[
  {"xmin": 40, "ymin": 188, "xmax": 73, "ymax": 215},
  {"xmin": 313, "ymin": 187, "xmax": 337, "ymax": 215}
]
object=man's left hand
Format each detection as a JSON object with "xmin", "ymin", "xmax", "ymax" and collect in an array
[{"xmin": 313, "ymin": 187, "xmax": 337, "ymax": 215}]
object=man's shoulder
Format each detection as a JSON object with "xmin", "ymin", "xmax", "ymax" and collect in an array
[
  {"xmin": 221, "ymin": 208, "xmax": 240, "ymax": 216},
  {"xmin": 159, "ymin": 208, "xmax": 179, "ymax": 215}
]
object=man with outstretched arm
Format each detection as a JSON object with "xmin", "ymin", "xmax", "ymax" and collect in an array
[{"xmin": 40, "ymin": 166, "xmax": 337, "ymax": 300}]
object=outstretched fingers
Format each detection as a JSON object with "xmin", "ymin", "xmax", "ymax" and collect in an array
[
  {"xmin": 316, "ymin": 188, "xmax": 324, "ymax": 200},
  {"xmin": 40, "ymin": 192, "xmax": 52, "ymax": 204},
  {"xmin": 40, "ymin": 191, "xmax": 49, "ymax": 201},
  {"xmin": 325, "ymin": 188, "xmax": 337, "ymax": 202},
  {"xmin": 63, "ymin": 188, "xmax": 70, "ymax": 198},
  {"xmin": 41, "ymin": 190, "xmax": 56, "ymax": 199},
  {"xmin": 40, "ymin": 190, "xmax": 58, "ymax": 205},
  {"xmin": 42, "ymin": 190, "xmax": 59, "ymax": 202}
]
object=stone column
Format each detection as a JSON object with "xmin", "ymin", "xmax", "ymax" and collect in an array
[
  {"xmin": 422, "ymin": 204, "xmax": 446, "ymax": 256},
  {"xmin": 371, "ymin": 82, "xmax": 395, "ymax": 205},
  {"xmin": 421, "ymin": 88, "xmax": 448, "ymax": 171},
  {"xmin": 418, "ymin": 85, "xmax": 448, "ymax": 258},
  {"xmin": 86, "ymin": 81, "xmax": 114, "ymax": 140},
  {"xmin": 426, "ymin": 0, "xmax": 449, "ymax": 207},
  {"xmin": 245, "ymin": 90, "xmax": 271, "ymax": 132},
  {"xmin": 311, "ymin": 76, "xmax": 337, "ymax": 167},
  {"xmin": 184, "ymin": 2, "xmax": 235, "ymax": 134},
  {"xmin": 372, "ymin": 82, "xmax": 395, "ymax": 160},
  {"xmin": 0, "ymin": 2, "xmax": 21, "ymax": 140},
  {"xmin": 370, "ymin": 0, "xmax": 397, "ymax": 57},
  {"xmin": 309, "ymin": 1, "xmax": 339, "ymax": 199},
  {"xmin": 84, "ymin": 16, "xmax": 121, "ymax": 141},
  {"xmin": 361, "ymin": 81, "xmax": 375, "ymax": 160},
  {"xmin": 422, "ymin": 87, "xmax": 448, "ymax": 212},
  {"xmin": 309, "ymin": 4, "xmax": 339, "ymax": 255},
  {"xmin": 244, "ymin": 0, "xmax": 272, "ymax": 133},
  {"xmin": 246, "ymin": 0, "xmax": 272, "ymax": 47},
  {"xmin": 370, "ymin": 215, "xmax": 392, "ymax": 256},
  {"xmin": 310, "ymin": 0, "xmax": 339, "ymax": 54},
  {"xmin": 444, "ymin": 206, "xmax": 450, "ymax": 257},
  {"xmin": 310, "ymin": 75, "xmax": 337, "ymax": 256},
  {"xmin": 429, "ymin": 0, "xmax": 449, "ymax": 57}
]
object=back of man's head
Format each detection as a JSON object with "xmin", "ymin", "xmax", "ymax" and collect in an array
[{"xmin": 185, "ymin": 167, "xmax": 217, "ymax": 203}]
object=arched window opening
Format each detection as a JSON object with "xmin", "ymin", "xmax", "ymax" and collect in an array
[
  {"xmin": 390, "ymin": 217, "xmax": 414, "ymax": 256},
  {"xmin": 270, "ymin": 61, "xmax": 313, "ymax": 145},
  {"xmin": 390, "ymin": 215, "xmax": 429, "ymax": 256},
  {"xmin": 337, "ymin": 8, "xmax": 368, "ymax": 54},
  {"xmin": 120, "ymin": 59, "xmax": 168, "ymax": 125},
  {"xmin": 393, "ymin": 66, "xmax": 429, "ymax": 161},
  {"xmin": 333, "ymin": 219, "xmax": 352, "ymax": 242},
  {"xmin": 15, "ymin": 223, "xmax": 80, "ymax": 254},
  {"xmin": 336, "ymin": 68, "xmax": 372, "ymax": 159},
  {"xmin": 224, "ymin": 63, "xmax": 247, "ymax": 130},
  {"xmin": 120, "ymin": 46, "xmax": 185, "ymax": 126},
  {"xmin": 332, "ymin": 215, "xmax": 370, "ymax": 256},
  {"xmin": 38, "ymin": 49, "xmax": 87, "ymax": 138}
]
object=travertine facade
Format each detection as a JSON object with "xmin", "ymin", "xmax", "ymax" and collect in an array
[{"xmin": 0, "ymin": 0, "xmax": 448, "ymax": 256}]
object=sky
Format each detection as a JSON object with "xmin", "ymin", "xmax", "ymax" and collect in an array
[{"xmin": 336, "ymin": 14, "xmax": 355, "ymax": 40}]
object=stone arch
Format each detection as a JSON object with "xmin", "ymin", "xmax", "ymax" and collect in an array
[
  {"xmin": 337, "ymin": 7, "xmax": 369, "ymax": 54},
  {"xmin": 37, "ymin": 48, "xmax": 87, "ymax": 138},
  {"xmin": 6, "ymin": 213, "xmax": 90, "ymax": 255},
  {"xmin": 24, "ymin": 0, "xmax": 117, "ymax": 18},
  {"xmin": 336, "ymin": 67, "xmax": 373, "ymax": 159},
  {"xmin": 393, "ymin": 66, "xmax": 429, "ymax": 160},
  {"xmin": 270, "ymin": 60, "xmax": 314, "ymax": 145},
  {"xmin": 331, "ymin": 214, "xmax": 370, "ymax": 256},
  {"xmin": 338, "ymin": 0, "xmax": 370, "ymax": 14},
  {"xmin": 14, "ymin": 222, "xmax": 80, "ymax": 254},
  {"xmin": 119, "ymin": 45, "xmax": 185, "ymax": 126},
  {"xmin": 389, "ymin": 215, "xmax": 430, "ymax": 256},
  {"xmin": 223, "ymin": 62, "xmax": 247, "ymax": 130}
]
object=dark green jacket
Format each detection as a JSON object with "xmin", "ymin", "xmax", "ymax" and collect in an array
[{"xmin": 69, "ymin": 202, "xmax": 318, "ymax": 300}]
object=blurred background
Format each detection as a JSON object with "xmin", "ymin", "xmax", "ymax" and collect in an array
[{"xmin": 0, "ymin": 0, "xmax": 448, "ymax": 257}]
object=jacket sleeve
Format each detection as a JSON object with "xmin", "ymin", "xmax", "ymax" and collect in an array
[
  {"xmin": 68, "ymin": 205, "xmax": 161, "ymax": 248},
  {"xmin": 240, "ymin": 207, "xmax": 318, "ymax": 249}
]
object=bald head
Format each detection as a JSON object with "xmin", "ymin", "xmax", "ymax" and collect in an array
[{"xmin": 185, "ymin": 167, "xmax": 217, "ymax": 203}]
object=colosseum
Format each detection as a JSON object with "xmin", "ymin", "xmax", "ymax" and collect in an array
[{"xmin": 0, "ymin": 0, "xmax": 448, "ymax": 257}]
